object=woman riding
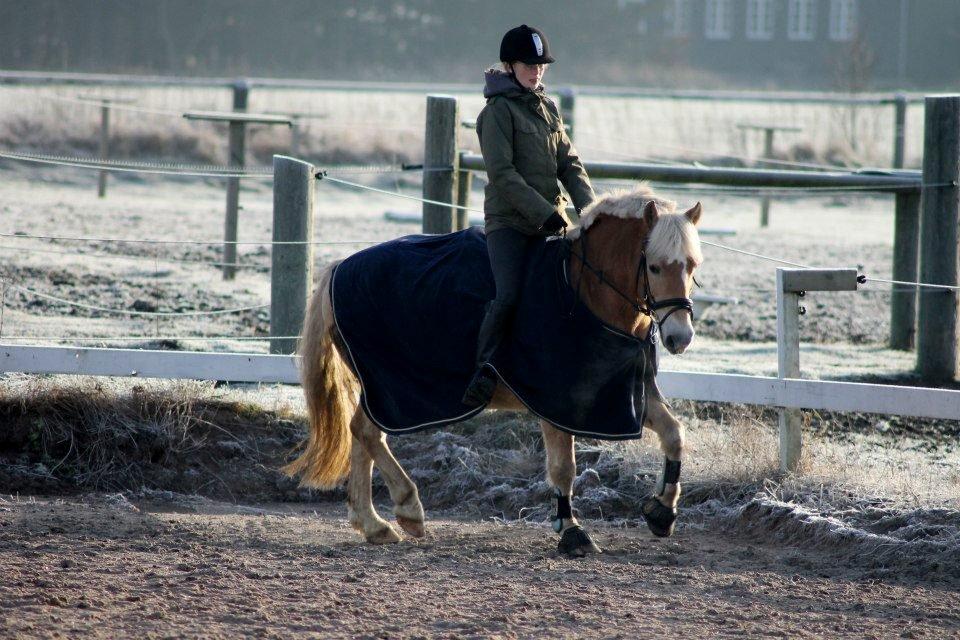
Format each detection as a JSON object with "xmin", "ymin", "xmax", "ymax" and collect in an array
[{"xmin": 462, "ymin": 24, "xmax": 597, "ymax": 407}]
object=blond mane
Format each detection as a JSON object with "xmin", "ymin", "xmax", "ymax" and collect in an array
[{"xmin": 569, "ymin": 183, "xmax": 702, "ymax": 266}]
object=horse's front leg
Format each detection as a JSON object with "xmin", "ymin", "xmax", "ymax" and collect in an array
[
  {"xmin": 641, "ymin": 397, "xmax": 685, "ymax": 537},
  {"xmin": 541, "ymin": 420, "xmax": 601, "ymax": 557}
]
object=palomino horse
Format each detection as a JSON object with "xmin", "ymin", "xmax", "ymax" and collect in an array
[{"xmin": 284, "ymin": 185, "xmax": 703, "ymax": 556}]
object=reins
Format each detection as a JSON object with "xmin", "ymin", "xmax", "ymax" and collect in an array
[{"xmin": 566, "ymin": 225, "xmax": 694, "ymax": 335}]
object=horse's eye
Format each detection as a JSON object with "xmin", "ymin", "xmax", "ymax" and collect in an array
[{"xmin": 649, "ymin": 264, "xmax": 661, "ymax": 275}]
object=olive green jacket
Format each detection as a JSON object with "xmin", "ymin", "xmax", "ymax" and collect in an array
[{"xmin": 476, "ymin": 70, "xmax": 596, "ymax": 236}]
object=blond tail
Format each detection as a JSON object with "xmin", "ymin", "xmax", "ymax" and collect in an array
[{"xmin": 282, "ymin": 262, "xmax": 359, "ymax": 488}]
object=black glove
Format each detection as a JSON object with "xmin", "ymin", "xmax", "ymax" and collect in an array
[{"xmin": 540, "ymin": 212, "xmax": 568, "ymax": 235}]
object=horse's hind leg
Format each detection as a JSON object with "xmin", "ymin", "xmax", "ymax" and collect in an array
[
  {"xmin": 351, "ymin": 412, "xmax": 425, "ymax": 538},
  {"xmin": 641, "ymin": 398, "xmax": 685, "ymax": 538},
  {"xmin": 541, "ymin": 420, "xmax": 601, "ymax": 556},
  {"xmin": 347, "ymin": 414, "xmax": 402, "ymax": 544}
]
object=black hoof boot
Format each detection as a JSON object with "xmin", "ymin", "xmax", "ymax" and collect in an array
[
  {"xmin": 557, "ymin": 525, "xmax": 602, "ymax": 557},
  {"xmin": 461, "ymin": 367, "xmax": 497, "ymax": 407},
  {"xmin": 641, "ymin": 496, "xmax": 677, "ymax": 538}
]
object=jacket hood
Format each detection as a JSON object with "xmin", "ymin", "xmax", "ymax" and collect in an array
[{"xmin": 483, "ymin": 68, "xmax": 526, "ymax": 99}]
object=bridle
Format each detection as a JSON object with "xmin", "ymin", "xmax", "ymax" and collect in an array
[{"xmin": 566, "ymin": 225, "xmax": 695, "ymax": 335}]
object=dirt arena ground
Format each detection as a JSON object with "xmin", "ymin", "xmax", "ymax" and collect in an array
[
  {"xmin": 1, "ymin": 494, "xmax": 958, "ymax": 639},
  {"xmin": 1, "ymin": 147, "xmax": 958, "ymax": 638}
]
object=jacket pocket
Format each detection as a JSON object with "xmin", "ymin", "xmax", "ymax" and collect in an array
[{"xmin": 513, "ymin": 117, "xmax": 551, "ymax": 176}]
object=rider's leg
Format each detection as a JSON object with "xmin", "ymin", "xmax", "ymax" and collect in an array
[
  {"xmin": 462, "ymin": 227, "xmax": 535, "ymax": 406},
  {"xmin": 541, "ymin": 420, "xmax": 601, "ymax": 555},
  {"xmin": 351, "ymin": 411, "xmax": 425, "ymax": 538}
]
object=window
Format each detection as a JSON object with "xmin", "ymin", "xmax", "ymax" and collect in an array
[
  {"xmin": 705, "ymin": 0, "xmax": 733, "ymax": 40},
  {"xmin": 667, "ymin": 0, "xmax": 693, "ymax": 38},
  {"xmin": 787, "ymin": 0, "xmax": 817, "ymax": 41},
  {"xmin": 829, "ymin": 0, "xmax": 857, "ymax": 41},
  {"xmin": 746, "ymin": 0, "xmax": 775, "ymax": 40}
]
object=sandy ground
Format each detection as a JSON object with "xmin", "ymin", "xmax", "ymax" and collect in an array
[{"xmin": 1, "ymin": 494, "xmax": 958, "ymax": 640}]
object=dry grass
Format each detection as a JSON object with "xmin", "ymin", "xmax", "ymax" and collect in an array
[
  {"xmin": 0, "ymin": 83, "xmax": 923, "ymax": 169},
  {"xmin": 0, "ymin": 374, "xmax": 309, "ymax": 500}
]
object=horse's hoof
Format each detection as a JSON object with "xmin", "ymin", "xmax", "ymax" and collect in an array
[
  {"xmin": 557, "ymin": 525, "xmax": 602, "ymax": 557},
  {"xmin": 641, "ymin": 496, "xmax": 677, "ymax": 538},
  {"xmin": 366, "ymin": 525, "xmax": 402, "ymax": 545},
  {"xmin": 396, "ymin": 516, "xmax": 426, "ymax": 538}
]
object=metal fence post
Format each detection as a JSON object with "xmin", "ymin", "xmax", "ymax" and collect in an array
[
  {"xmin": 223, "ymin": 78, "xmax": 250, "ymax": 280},
  {"xmin": 916, "ymin": 94, "xmax": 960, "ymax": 381},
  {"xmin": 422, "ymin": 95, "xmax": 458, "ymax": 234},
  {"xmin": 270, "ymin": 155, "xmax": 315, "ymax": 355}
]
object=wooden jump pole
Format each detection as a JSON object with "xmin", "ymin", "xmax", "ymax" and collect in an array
[
  {"xmin": 223, "ymin": 79, "xmax": 250, "ymax": 280},
  {"xmin": 422, "ymin": 95, "xmax": 458, "ymax": 234},
  {"xmin": 270, "ymin": 155, "xmax": 315, "ymax": 355},
  {"xmin": 916, "ymin": 95, "xmax": 960, "ymax": 381}
]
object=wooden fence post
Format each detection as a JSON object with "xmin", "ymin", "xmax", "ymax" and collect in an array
[
  {"xmin": 422, "ymin": 95, "xmax": 458, "ymax": 234},
  {"xmin": 759, "ymin": 128, "xmax": 775, "ymax": 227},
  {"xmin": 889, "ymin": 191, "xmax": 921, "ymax": 350},
  {"xmin": 559, "ymin": 88, "xmax": 575, "ymax": 141},
  {"xmin": 223, "ymin": 78, "xmax": 250, "ymax": 280},
  {"xmin": 776, "ymin": 268, "xmax": 802, "ymax": 472},
  {"xmin": 916, "ymin": 95, "xmax": 960, "ymax": 381},
  {"xmin": 97, "ymin": 102, "xmax": 110, "ymax": 198},
  {"xmin": 455, "ymin": 150, "xmax": 472, "ymax": 230},
  {"xmin": 270, "ymin": 155, "xmax": 315, "ymax": 355},
  {"xmin": 893, "ymin": 93, "xmax": 908, "ymax": 169}
]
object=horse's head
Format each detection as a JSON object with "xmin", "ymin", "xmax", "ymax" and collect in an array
[
  {"xmin": 569, "ymin": 184, "xmax": 703, "ymax": 355},
  {"xmin": 641, "ymin": 199, "xmax": 702, "ymax": 354}
]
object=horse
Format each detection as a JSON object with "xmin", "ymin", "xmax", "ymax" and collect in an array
[{"xmin": 283, "ymin": 184, "xmax": 703, "ymax": 556}]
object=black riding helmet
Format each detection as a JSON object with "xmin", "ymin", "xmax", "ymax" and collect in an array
[{"xmin": 499, "ymin": 24, "xmax": 555, "ymax": 65}]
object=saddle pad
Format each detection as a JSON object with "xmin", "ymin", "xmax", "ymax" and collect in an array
[{"xmin": 330, "ymin": 227, "xmax": 655, "ymax": 439}]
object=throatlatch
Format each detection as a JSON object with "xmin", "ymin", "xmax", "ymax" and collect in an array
[{"xmin": 552, "ymin": 491, "xmax": 572, "ymax": 533}]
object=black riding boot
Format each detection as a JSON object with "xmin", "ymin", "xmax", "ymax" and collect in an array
[{"xmin": 461, "ymin": 301, "xmax": 514, "ymax": 407}]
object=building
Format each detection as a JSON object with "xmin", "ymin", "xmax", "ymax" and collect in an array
[{"xmin": 617, "ymin": 0, "xmax": 960, "ymax": 89}]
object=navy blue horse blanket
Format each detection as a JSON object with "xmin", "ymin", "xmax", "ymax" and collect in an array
[{"xmin": 330, "ymin": 227, "xmax": 657, "ymax": 440}]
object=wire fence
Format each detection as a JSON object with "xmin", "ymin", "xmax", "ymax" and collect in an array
[{"xmin": 1, "ymin": 115, "xmax": 957, "ymax": 351}]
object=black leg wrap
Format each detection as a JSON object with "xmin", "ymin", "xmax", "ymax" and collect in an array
[
  {"xmin": 662, "ymin": 459, "xmax": 681, "ymax": 487},
  {"xmin": 557, "ymin": 525, "xmax": 601, "ymax": 557},
  {"xmin": 552, "ymin": 493, "xmax": 572, "ymax": 533}
]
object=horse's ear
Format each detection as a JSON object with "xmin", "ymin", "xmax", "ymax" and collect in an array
[
  {"xmin": 643, "ymin": 200, "xmax": 659, "ymax": 226},
  {"xmin": 685, "ymin": 202, "xmax": 702, "ymax": 226}
]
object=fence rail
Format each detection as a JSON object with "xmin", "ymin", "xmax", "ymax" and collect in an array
[{"xmin": 3, "ymin": 343, "xmax": 957, "ymax": 421}]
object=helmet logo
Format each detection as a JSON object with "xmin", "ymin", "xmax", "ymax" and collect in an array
[{"xmin": 531, "ymin": 33, "xmax": 544, "ymax": 56}]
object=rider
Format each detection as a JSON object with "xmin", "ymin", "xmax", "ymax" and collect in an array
[{"xmin": 462, "ymin": 24, "xmax": 597, "ymax": 407}]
